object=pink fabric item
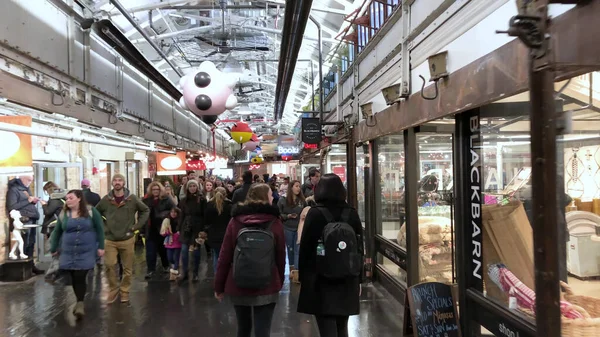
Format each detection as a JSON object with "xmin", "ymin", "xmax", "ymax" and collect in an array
[
  {"xmin": 164, "ymin": 232, "xmax": 181, "ymax": 249},
  {"xmin": 484, "ymin": 194, "xmax": 498, "ymax": 205},
  {"xmin": 495, "ymin": 265, "xmax": 585, "ymax": 319}
]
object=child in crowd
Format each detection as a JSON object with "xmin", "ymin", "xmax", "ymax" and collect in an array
[{"xmin": 161, "ymin": 207, "xmax": 182, "ymax": 281}]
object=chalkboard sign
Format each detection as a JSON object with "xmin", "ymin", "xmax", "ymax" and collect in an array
[{"xmin": 404, "ymin": 282, "xmax": 461, "ymax": 337}]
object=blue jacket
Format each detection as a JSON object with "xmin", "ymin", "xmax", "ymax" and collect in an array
[{"xmin": 50, "ymin": 207, "xmax": 105, "ymax": 270}]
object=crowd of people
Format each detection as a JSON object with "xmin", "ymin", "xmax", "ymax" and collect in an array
[{"xmin": 6, "ymin": 167, "xmax": 364, "ymax": 337}]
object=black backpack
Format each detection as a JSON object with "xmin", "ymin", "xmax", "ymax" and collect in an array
[
  {"xmin": 316, "ymin": 207, "xmax": 362, "ymax": 280},
  {"xmin": 233, "ymin": 221, "xmax": 275, "ymax": 289}
]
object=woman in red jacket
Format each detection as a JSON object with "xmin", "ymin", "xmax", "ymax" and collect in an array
[{"xmin": 214, "ymin": 183, "xmax": 286, "ymax": 337}]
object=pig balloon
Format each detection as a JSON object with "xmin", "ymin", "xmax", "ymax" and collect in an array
[{"xmin": 178, "ymin": 61, "xmax": 238, "ymax": 124}]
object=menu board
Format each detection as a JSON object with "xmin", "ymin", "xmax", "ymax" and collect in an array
[{"xmin": 404, "ymin": 282, "xmax": 461, "ymax": 337}]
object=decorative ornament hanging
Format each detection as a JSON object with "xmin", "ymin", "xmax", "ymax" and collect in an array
[
  {"xmin": 178, "ymin": 61, "xmax": 238, "ymax": 124},
  {"xmin": 230, "ymin": 122, "xmax": 254, "ymax": 144}
]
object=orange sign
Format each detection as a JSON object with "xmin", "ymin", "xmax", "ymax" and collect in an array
[
  {"xmin": 156, "ymin": 151, "xmax": 186, "ymax": 175},
  {"xmin": 0, "ymin": 116, "xmax": 32, "ymax": 170}
]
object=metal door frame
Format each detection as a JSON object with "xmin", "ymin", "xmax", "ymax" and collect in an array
[{"xmin": 33, "ymin": 162, "xmax": 83, "ymax": 263}]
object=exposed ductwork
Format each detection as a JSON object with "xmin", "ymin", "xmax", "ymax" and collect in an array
[{"xmin": 274, "ymin": 0, "xmax": 314, "ymax": 121}]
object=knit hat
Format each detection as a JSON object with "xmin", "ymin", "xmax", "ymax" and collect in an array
[
  {"xmin": 112, "ymin": 173, "xmax": 126, "ymax": 182},
  {"xmin": 186, "ymin": 179, "xmax": 199, "ymax": 190},
  {"xmin": 81, "ymin": 178, "xmax": 91, "ymax": 187}
]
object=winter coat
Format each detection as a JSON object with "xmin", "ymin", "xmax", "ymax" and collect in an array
[
  {"xmin": 277, "ymin": 196, "xmax": 306, "ymax": 231},
  {"xmin": 42, "ymin": 191, "xmax": 66, "ymax": 234},
  {"xmin": 301, "ymin": 182, "xmax": 316, "ymax": 198},
  {"xmin": 95, "ymin": 188, "xmax": 150, "ymax": 242},
  {"xmin": 49, "ymin": 206, "xmax": 105, "ymax": 270},
  {"xmin": 231, "ymin": 183, "xmax": 252, "ymax": 204},
  {"xmin": 143, "ymin": 196, "xmax": 175, "ymax": 239},
  {"xmin": 204, "ymin": 199, "xmax": 233, "ymax": 248},
  {"xmin": 82, "ymin": 188, "xmax": 101, "ymax": 207},
  {"xmin": 297, "ymin": 202, "xmax": 364, "ymax": 316},
  {"xmin": 6, "ymin": 178, "xmax": 39, "ymax": 221},
  {"xmin": 179, "ymin": 193, "xmax": 206, "ymax": 245},
  {"xmin": 160, "ymin": 218, "xmax": 182, "ymax": 249},
  {"xmin": 214, "ymin": 203, "xmax": 286, "ymax": 298}
]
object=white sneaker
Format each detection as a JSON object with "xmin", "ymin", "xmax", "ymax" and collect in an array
[
  {"xmin": 20, "ymin": 254, "xmax": 28, "ymax": 259},
  {"xmin": 8, "ymin": 253, "xmax": 17, "ymax": 260}
]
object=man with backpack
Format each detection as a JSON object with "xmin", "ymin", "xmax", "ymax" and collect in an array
[{"xmin": 297, "ymin": 174, "xmax": 364, "ymax": 337}]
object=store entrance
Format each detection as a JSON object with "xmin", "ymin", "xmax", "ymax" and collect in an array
[{"xmin": 34, "ymin": 162, "xmax": 83, "ymax": 262}]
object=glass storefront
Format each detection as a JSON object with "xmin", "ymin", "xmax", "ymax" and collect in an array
[{"xmin": 376, "ymin": 134, "xmax": 407, "ymax": 286}]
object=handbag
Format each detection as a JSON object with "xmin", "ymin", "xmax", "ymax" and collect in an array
[{"xmin": 45, "ymin": 256, "xmax": 60, "ymax": 279}]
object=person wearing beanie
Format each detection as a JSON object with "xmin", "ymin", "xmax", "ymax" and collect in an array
[
  {"xmin": 96, "ymin": 173, "xmax": 149, "ymax": 304},
  {"xmin": 81, "ymin": 178, "xmax": 101, "ymax": 207},
  {"xmin": 178, "ymin": 179, "xmax": 206, "ymax": 282}
]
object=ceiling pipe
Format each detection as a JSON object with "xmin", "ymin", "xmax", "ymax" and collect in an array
[
  {"xmin": 0, "ymin": 122, "xmax": 177, "ymax": 153},
  {"xmin": 274, "ymin": 0, "xmax": 314, "ymax": 121},
  {"xmin": 309, "ymin": 15, "xmax": 324, "ymax": 124},
  {"xmin": 130, "ymin": 25, "xmax": 215, "ymax": 43},
  {"xmin": 108, "ymin": 0, "xmax": 192, "ymax": 16},
  {"xmin": 109, "ymin": 0, "xmax": 184, "ymax": 77}
]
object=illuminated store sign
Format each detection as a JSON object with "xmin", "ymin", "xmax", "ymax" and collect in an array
[{"xmin": 277, "ymin": 146, "xmax": 299, "ymax": 154}]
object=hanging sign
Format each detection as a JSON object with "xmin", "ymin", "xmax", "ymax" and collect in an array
[
  {"xmin": 0, "ymin": 116, "xmax": 33, "ymax": 173},
  {"xmin": 301, "ymin": 118, "xmax": 322, "ymax": 144},
  {"xmin": 304, "ymin": 143, "xmax": 318, "ymax": 149},
  {"xmin": 186, "ymin": 160, "xmax": 206, "ymax": 171},
  {"xmin": 404, "ymin": 282, "xmax": 461, "ymax": 337},
  {"xmin": 156, "ymin": 151, "xmax": 186, "ymax": 175}
]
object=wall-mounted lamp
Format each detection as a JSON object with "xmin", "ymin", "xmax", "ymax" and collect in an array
[
  {"xmin": 420, "ymin": 51, "xmax": 449, "ymax": 100},
  {"xmin": 381, "ymin": 84, "xmax": 402, "ymax": 105},
  {"xmin": 360, "ymin": 102, "xmax": 374, "ymax": 119}
]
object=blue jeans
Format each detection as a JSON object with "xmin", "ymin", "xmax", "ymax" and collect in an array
[
  {"xmin": 167, "ymin": 248, "xmax": 181, "ymax": 270},
  {"xmin": 212, "ymin": 246, "xmax": 221, "ymax": 275},
  {"xmin": 181, "ymin": 243, "xmax": 201, "ymax": 276},
  {"xmin": 284, "ymin": 229, "xmax": 299, "ymax": 269}
]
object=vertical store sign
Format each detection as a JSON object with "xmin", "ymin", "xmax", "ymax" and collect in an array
[
  {"xmin": 301, "ymin": 118, "xmax": 322, "ymax": 144},
  {"xmin": 0, "ymin": 116, "xmax": 33, "ymax": 174},
  {"xmin": 469, "ymin": 114, "xmax": 483, "ymax": 290}
]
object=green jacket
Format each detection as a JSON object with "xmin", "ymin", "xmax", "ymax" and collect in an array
[
  {"xmin": 49, "ymin": 206, "xmax": 105, "ymax": 253},
  {"xmin": 95, "ymin": 188, "xmax": 150, "ymax": 242}
]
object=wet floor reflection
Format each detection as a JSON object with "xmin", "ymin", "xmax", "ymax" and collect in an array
[{"xmin": 0, "ymin": 249, "xmax": 403, "ymax": 336}]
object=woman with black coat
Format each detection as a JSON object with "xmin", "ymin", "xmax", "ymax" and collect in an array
[
  {"xmin": 297, "ymin": 174, "xmax": 364, "ymax": 337},
  {"xmin": 42, "ymin": 188, "xmax": 67, "ymax": 237},
  {"xmin": 143, "ymin": 182, "xmax": 176, "ymax": 279},
  {"xmin": 204, "ymin": 187, "xmax": 232, "ymax": 275},
  {"xmin": 178, "ymin": 179, "xmax": 207, "ymax": 282}
]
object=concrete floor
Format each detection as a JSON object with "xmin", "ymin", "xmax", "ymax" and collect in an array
[{"xmin": 0, "ymin": 248, "xmax": 404, "ymax": 337}]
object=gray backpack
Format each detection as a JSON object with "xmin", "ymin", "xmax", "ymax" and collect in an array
[{"xmin": 233, "ymin": 221, "xmax": 275, "ymax": 289}]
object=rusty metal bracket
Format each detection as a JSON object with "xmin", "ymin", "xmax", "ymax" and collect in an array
[{"xmin": 496, "ymin": 15, "xmax": 547, "ymax": 58}]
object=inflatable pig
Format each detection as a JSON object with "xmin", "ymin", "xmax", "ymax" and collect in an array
[{"xmin": 179, "ymin": 61, "xmax": 238, "ymax": 124}]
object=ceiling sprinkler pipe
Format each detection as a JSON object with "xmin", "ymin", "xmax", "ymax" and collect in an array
[
  {"xmin": 0, "ymin": 121, "xmax": 164, "ymax": 152},
  {"xmin": 109, "ymin": 0, "xmax": 184, "ymax": 77}
]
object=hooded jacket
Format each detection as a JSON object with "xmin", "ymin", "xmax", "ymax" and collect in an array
[
  {"xmin": 95, "ymin": 188, "xmax": 150, "ymax": 241},
  {"xmin": 6, "ymin": 178, "xmax": 39, "ymax": 221},
  {"xmin": 214, "ymin": 203, "xmax": 286, "ymax": 297},
  {"xmin": 42, "ymin": 190, "xmax": 67, "ymax": 234},
  {"xmin": 179, "ymin": 192, "xmax": 206, "ymax": 245}
]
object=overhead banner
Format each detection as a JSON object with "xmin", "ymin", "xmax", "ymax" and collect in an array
[
  {"xmin": 301, "ymin": 118, "xmax": 322, "ymax": 144},
  {"xmin": 156, "ymin": 151, "xmax": 186, "ymax": 176},
  {"xmin": 0, "ymin": 116, "xmax": 33, "ymax": 174}
]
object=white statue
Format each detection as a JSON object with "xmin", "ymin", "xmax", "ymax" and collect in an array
[{"xmin": 8, "ymin": 209, "xmax": 28, "ymax": 260}]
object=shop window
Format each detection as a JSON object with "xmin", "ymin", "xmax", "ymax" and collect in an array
[
  {"xmin": 357, "ymin": 149, "xmax": 366, "ymax": 225},
  {"xmin": 377, "ymin": 134, "xmax": 405, "ymax": 240},
  {"xmin": 377, "ymin": 252, "xmax": 407, "ymax": 287},
  {"xmin": 474, "ymin": 95, "xmax": 536, "ymax": 323},
  {"xmin": 411, "ymin": 130, "xmax": 455, "ymax": 284}
]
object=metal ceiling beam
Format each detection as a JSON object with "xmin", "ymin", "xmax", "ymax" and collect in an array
[
  {"xmin": 274, "ymin": 0, "xmax": 314, "ymax": 121},
  {"xmin": 130, "ymin": 25, "xmax": 215, "ymax": 43},
  {"xmin": 109, "ymin": 0, "xmax": 183, "ymax": 77},
  {"xmin": 107, "ymin": 0, "xmax": 194, "ymax": 15}
]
